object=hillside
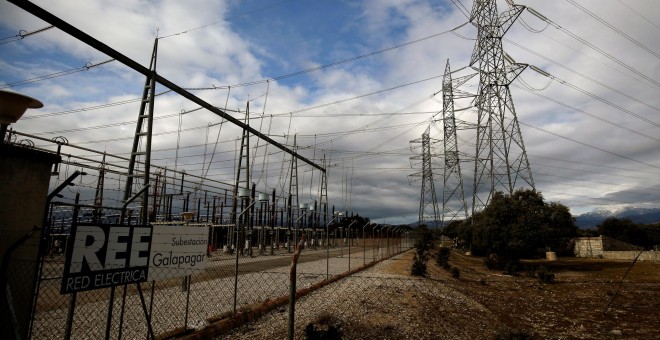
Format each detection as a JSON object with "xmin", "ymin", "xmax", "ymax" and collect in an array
[{"xmin": 575, "ymin": 207, "xmax": 660, "ymax": 228}]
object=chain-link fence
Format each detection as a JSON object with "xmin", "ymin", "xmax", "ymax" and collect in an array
[
  {"xmin": 216, "ymin": 253, "xmax": 660, "ymax": 340},
  {"xmin": 22, "ymin": 200, "xmax": 416, "ymax": 339}
]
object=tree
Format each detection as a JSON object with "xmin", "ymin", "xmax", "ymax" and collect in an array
[
  {"xmin": 597, "ymin": 218, "xmax": 660, "ymax": 249},
  {"xmin": 470, "ymin": 189, "xmax": 578, "ymax": 259},
  {"xmin": 411, "ymin": 225, "xmax": 433, "ymax": 276}
]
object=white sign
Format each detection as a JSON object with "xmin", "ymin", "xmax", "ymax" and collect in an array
[
  {"xmin": 147, "ymin": 225, "xmax": 209, "ymax": 281},
  {"xmin": 61, "ymin": 224, "xmax": 152, "ymax": 294}
]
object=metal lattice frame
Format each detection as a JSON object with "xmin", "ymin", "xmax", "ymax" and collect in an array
[
  {"xmin": 410, "ymin": 126, "xmax": 439, "ymax": 226},
  {"xmin": 123, "ymin": 39, "xmax": 158, "ymax": 224},
  {"xmin": 441, "ymin": 60, "xmax": 472, "ymax": 225},
  {"xmin": 470, "ymin": 0, "xmax": 535, "ymax": 214}
]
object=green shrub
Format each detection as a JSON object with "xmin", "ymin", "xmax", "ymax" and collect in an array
[
  {"xmin": 451, "ymin": 267, "xmax": 460, "ymax": 279},
  {"xmin": 411, "ymin": 254, "xmax": 428, "ymax": 277},
  {"xmin": 436, "ymin": 247, "xmax": 451, "ymax": 267},
  {"xmin": 535, "ymin": 265, "xmax": 555, "ymax": 284},
  {"xmin": 484, "ymin": 253, "xmax": 502, "ymax": 270}
]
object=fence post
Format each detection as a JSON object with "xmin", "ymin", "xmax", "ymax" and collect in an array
[{"xmin": 288, "ymin": 236, "xmax": 304, "ymax": 340}]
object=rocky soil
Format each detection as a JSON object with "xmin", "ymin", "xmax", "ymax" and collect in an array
[{"xmin": 217, "ymin": 250, "xmax": 660, "ymax": 339}]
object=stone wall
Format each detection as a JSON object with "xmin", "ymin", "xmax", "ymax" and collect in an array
[
  {"xmin": 573, "ymin": 236, "xmax": 657, "ymax": 261},
  {"xmin": 574, "ymin": 237, "xmax": 603, "ymax": 258},
  {"xmin": 602, "ymin": 251, "xmax": 660, "ymax": 261}
]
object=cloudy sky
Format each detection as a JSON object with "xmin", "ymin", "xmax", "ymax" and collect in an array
[{"xmin": 1, "ymin": 0, "xmax": 659, "ymax": 225}]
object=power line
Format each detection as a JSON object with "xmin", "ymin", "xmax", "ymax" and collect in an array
[
  {"xmin": 512, "ymin": 83, "xmax": 660, "ymax": 143},
  {"xmin": 0, "ymin": 59, "xmax": 115, "ymax": 89},
  {"xmin": 22, "ymin": 90, "xmax": 173, "ymax": 120},
  {"xmin": 506, "ymin": 38, "xmax": 660, "ymax": 114},
  {"xmin": 0, "ymin": 25, "xmax": 53, "ymax": 44},
  {"xmin": 520, "ymin": 121, "xmax": 660, "ymax": 171},
  {"xmin": 617, "ymin": 0, "xmax": 660, "ymax": 30},
  {"xmin": 183, "ymin": 23, "xmax": 468, "ymax": 91},
  {"xmin": 522, "ymin": 3, "xmax": 660, "ymax": 88},
  {"xmin": 565, "ymin": 0, "xmax": 659, "ymax": 59},
  {"xmin": 157, "ymin": 0, "xmax": 296, "ymax": 39},
  {"xmin": 530, "ymin": 154, "xmax": 660, "ymax": 177}
]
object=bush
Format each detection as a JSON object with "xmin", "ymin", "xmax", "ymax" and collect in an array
[
  {"xmin": 451, "ymin": 267, "xmax": 460, "ymax": 279},
  {"xmin": 411, "ymin": 254, "xmax": 427, "ymax": 277},
  {"xmin": 494, "ymin": 327, "xmax": 533, "ymax": 340},
  {"xmin": 484, "ymin": 253, "xmax": 503, "ymax": 270},
  {"xmin": 504, "ymin": 260, "xmax": 520, "ymax": 275},
  {"xmin": 436, "ymin": 247, "xmax": 451, "ymax": 267},
  {"xmin": 535, "ymin": 265, "xmax": 555, "ymax": 284},
  {"xmin": 305, "ymin": 313, "xmax": 343, "ymax": 340}
]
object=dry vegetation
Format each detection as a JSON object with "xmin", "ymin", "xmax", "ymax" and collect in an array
[
  {"xmin": 217, "ymin": 248, "xmax": 660, "ymax": 339},
  {"xmin": 380, "ymin": 250, "xmax": 660, "ymax": 339}
]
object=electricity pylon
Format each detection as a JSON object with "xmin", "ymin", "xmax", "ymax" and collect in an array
[
  {"xmin": 410, "ymin": 126, "xmax": 440, "ymax": 226},
  {"xmin": 441, "ymin": 60, "xmax": 475, "ymax": 225},
  {"xmin": 470, "ymin": 0, "xmax": 535, "ymax": 214}
]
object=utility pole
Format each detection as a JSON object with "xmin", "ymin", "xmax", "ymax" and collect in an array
[{"xmin": 470, "ymin": 0, "xmax": 535, "ymax": 214}]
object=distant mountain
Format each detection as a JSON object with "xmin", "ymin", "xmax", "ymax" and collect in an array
[
  {"xmin": 575, "ymin": 207, "xmax": 660, "ymax": 229},
  {"xmin": 406, "ymin": 207, "xmax": 660, "ymax": 230}
]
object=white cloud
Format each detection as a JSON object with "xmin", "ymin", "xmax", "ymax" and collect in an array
[{"xmin": 1, "ymin": 0, "xmax": 659, "ymax": 224}]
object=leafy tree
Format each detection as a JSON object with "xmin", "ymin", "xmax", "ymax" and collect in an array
[
  {"xmin": 597, "ymin": 218, "xmax": 660, "ymax": 249},
  {"xmin": 597, "ymin": 217, "xmax": 635, "ymax": 240},
  {"xmin": 470, "ymin": 189, "xmax": 578, "ymax": 259}
]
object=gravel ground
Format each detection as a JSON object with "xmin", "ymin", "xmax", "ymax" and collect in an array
[
  {"xmin": 218, "ymin": 251, "xmax": 501, "ymax": 339},
  {"xmin": 30, "ymin": 245, "xmax": 398, "ymax": 339},
  {"xmin": 216, "ymin": 250, "xmax": 660, "ymax": 340}
]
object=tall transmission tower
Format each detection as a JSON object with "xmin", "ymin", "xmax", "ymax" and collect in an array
[
  {"xmin": 441, "ymin": 60, "xmax": 474, "ymax": 225},
  {"xmin": 410, "ymin": 126, "xmax": 440, "ymax": 226},
  {"xmin": 469, "ymin": 0, "xmax": 535, "ymax": 214}
]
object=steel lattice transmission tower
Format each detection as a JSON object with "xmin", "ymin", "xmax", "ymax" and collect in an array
[
  {"xmin": 410, "ymin": 126, "xmax": 440, "ymax": 226},
  {"xmin": 470, "ymin": 0, "xmax": 535, "ymax": 214},
  {"xmin": 441, "ymin": 60, "xmax": 475, "ymax": 225}
]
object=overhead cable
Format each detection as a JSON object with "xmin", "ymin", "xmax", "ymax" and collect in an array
[
  {"xmin": 506, "ymin": 38, "xmax": 660, "ymax": 113},
  {"xmin": 0, "ymin": 25, "xmax": 53, "ymax": 44},
  {"xmin": 521, "ymin": 3, "xmax": 660, "ymax": 88},
  {"xmin": 157, "ymin": 0, "xmax": 295, "ymax": 39},
  {"xmin": 519, "ymin": 121, "xmax": 660, "ymax": 171},
  {"xmin": 566, "ymin": 0, "xmax": 659, "ymax": 59},
  {"xmin": 183, "ymin": 23, "xmax": 469, "ymax": 91},
  {"xmin": 0, "ymin": 59, "xmax": 115, "ymax": 89}
]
